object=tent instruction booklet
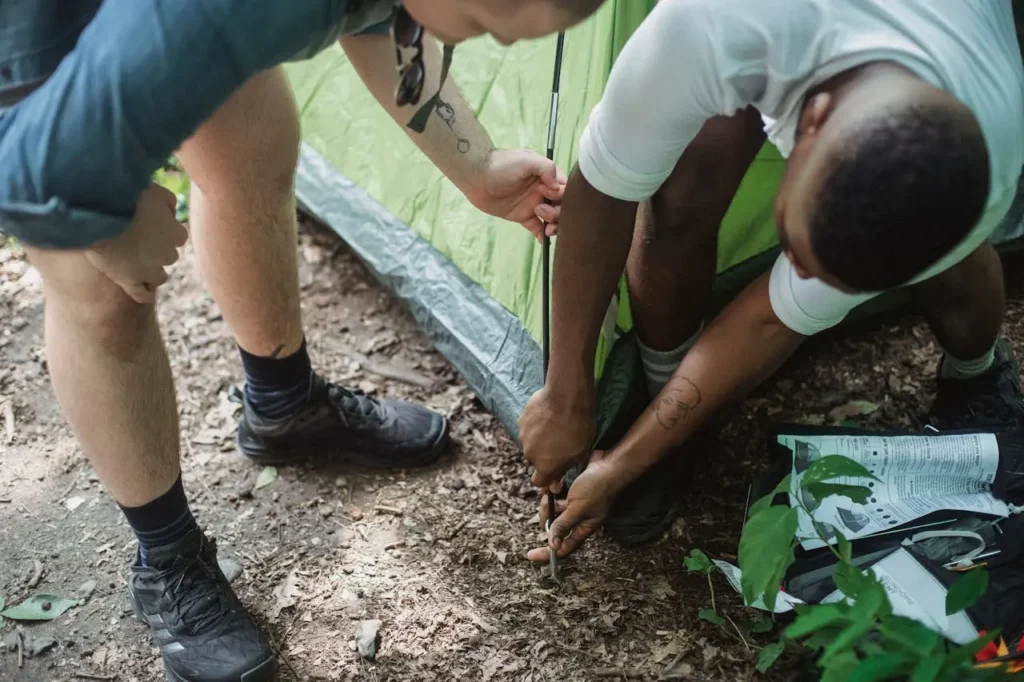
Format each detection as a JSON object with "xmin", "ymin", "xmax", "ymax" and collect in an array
[{"xmin": 782, "ymin": 432, "xmax": 1008, "ymax": 551}]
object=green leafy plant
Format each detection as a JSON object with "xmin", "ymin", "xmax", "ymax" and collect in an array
[
  {"xmin": 685, "ymin": 549, "xmax": 784, "ymax": 667},
  {"xmin": 731, "ymin": 454, "xmax": 1006, "ymax": 681}
]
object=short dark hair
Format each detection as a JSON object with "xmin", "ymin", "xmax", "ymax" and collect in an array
[
  {"xmin": 553, "ymin": 0, "xmax": 605, "ymax": 18},
  {"xmin": 809, "ymin": 102, "xmax": 990, "ymax": 292}
]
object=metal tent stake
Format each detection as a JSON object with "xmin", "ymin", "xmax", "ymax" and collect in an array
[{"xmin": 543, "ymin": 32, "xmax": 566, "ymax": 581}]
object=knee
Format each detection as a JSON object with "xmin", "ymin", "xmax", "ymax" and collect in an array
[{"xmin": 28, "ymin": 250, "xmax": 155, "ymax": 359}]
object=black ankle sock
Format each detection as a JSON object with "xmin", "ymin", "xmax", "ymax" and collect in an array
[
  {"xmin": 239, "ymin": 339, "xmax": 313, "ymax": 419},
  {"xmin": 119, "ymin": 475, "xmax": 199, "ymax": 566}
]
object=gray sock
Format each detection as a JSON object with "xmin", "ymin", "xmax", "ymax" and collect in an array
[
  {"xmin": 940, "ymin": 345, "xmax": 996, "ymax": 380},
  {"xmin": 638, "ymin": 323, "xmax": 703, "ymax": 398}
]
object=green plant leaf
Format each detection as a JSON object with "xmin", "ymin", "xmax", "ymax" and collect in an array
[
  {"xmin": 0, "ymin": 594, "xmax": 77, "ymax": 621},
  {"xmin": 822, "ymin": 650, "xmax": 861, "ymax": 682},
  {"xmin": 849, "ymin": 582, "xmax": 887, "ymax": 621},
  {"xmin": 910, "ymin": 651, "xmax": 945, "ymax": 682},
  {"xmin": 803, "ymin": 455, "xmax": 879, "ymax": 486},
  {"xmin": 749, "ymin": 474, "xmax": 793, "ymax": 519},
  {"xmin": 698, "ymin": 608, "xmax": 725, "ymax": 627},
  {"xmin": 850, "ymin": 653, "xmax": 915, "ymax": 682},
  {"xmin": 785, "ymin": 603, "xmax": 850, "ymax": 639},
  {"xmin": 739, "ymin": 506, "xmax": 798, "ymax": 611},
  {"xmin": 254, "ymin": 466, "xmax": 278, "ymax": 490},
  {"xmin": 833, "ymin": 562, "xmax": 879, "ymax": 602},
  {"xmin": 943, "ymin": 629, "xmax": 1001, "ymax": 671},
  {"xmin": 685, "ymin": 549, "xmax": 713, "ymax": 575},
  {"xmin": 749, "ymin": 613, "xmax": 775, "ymax": 634},
  {"xmin": 822, "ymin": 617, "xmax": 877, "ymax": 663},
  {"xmin": 836, "ymin": 530, "xmax": 852, "ymax": 563},
  {"xmin": 877, "ymin": 616, "xmax": 941, "ymax": 657},
  {"xmin": 946, "ymin": 568, "xmax": 988, "ymax": 615},
  {"xmin": 803, "ymin": 624, "xmax": 846, "ymax": 651},
  {"xmin": 756, "ymin": 639, "xmax": 785, "ymax": 673},
  {"xmin": 805, "ymin": 482, "xmax": 873, "ymax": 504}
]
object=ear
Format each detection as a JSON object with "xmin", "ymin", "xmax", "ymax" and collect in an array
[
  {"xmin": 784, "ymin": 249, "xmax": 813, "ymax": 280},
  {"xmin": 798, "ymin": 92, "xmax": 833, "ymax": 137}
]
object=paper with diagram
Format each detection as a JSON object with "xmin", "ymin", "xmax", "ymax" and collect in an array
[{"xmin": 779, "ymin": 432, "xmax": 1008, "ymax": 550}]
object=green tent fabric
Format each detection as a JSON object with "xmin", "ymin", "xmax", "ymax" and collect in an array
[{"xmin": 285, "ymin": 1, "xmax": 1024, "ymax": 439}]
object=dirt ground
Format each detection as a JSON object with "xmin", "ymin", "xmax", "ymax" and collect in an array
[{"xmin": 3, "ymin": 221, "xmax": 1024, "ymax": 682}]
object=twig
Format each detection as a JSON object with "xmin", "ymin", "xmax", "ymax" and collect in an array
[
  {"xmin": 374, "ymin": 505, "xmax": 404, "ymax": 516},
  {"xmin": 16, "ymin": 631, "xmax": 24, "ymax": 668},
  {"xmin": 2, "ymin": 398, "xmax": 14, "ymax": 444},
  {"xmin": 335, "ymin": 345, "xmax": 436, "ymax": 389},
  {"xmin": 72, "ymin": 673, "xmax": 117, "ymax": 681},
  {"xmin": 707, "ymin": 574, "xmax": 717, "ymax": 614},
  {"xmin": 27, "ymin": 559, "xmax": 43, "ymax": 589},
  {"xmin": 593, "ymin": 669, "xmax": 645, "ymax": 679},
  {"xmin": 384, "ymin": 541, "xmax": 406, "ymax": 551},
  {"xmin": 724, "ymin": 612, "xmax": 752, "ymax": 653},
  {"xmin": 661, "ymin": 651, "xmax": 685, "ymax": 678},
  {"xmin": 446, "ymin": 519, "xmax": 468, "ymax": 541},
  {"xmin": 0, "ymin": 498, "xmax": 11, "ymax": 504}
]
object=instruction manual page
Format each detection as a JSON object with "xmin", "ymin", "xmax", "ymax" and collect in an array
[
  {"xmin": 820, "ymin": 548, "xmax": 979, "ymax": 645},
  {"xmin": 778, "ymin": 432, "xmax": 1008, "ymax": 550}
]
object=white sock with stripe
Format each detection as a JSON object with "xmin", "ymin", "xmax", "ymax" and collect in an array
[
  {"xmin": 940, "ymin": 344, "xmax": 996, "ymax": 380},
  {"xmin": 638, "ymin": 323, "xmax": 704, "ymax": 398}
]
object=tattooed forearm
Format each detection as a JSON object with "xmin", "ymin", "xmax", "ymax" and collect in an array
[
  {"xmin": 435, "ymin": 97, "xmax": 471, "ymax": 153},
  {"xmin": 653, "ymin": 376, "xmax": 702, "ymax": 430}
]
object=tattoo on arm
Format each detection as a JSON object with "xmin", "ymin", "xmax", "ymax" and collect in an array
[
  {"xmin": 435, "ymin": 96, "xmax": 471, "ymax": 153},
  {"xmin": 653, "ymin": 377, "xmax": 702, "ymax": 430}
]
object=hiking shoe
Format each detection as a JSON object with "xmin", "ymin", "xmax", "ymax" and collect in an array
[
  {"xmin": 929, "ymin": 338, "xmax": 1024, "ymax": 431},
  {"xmin": 237, "ymin": 374, "xmax": 448, "ymax": 467},
  {"xmin": 128, "ymin": 530, "xmax": 275, "ymax": 682},
  {"xmin": 601, "ymin": 449, "xmax": 683, "ymax": 547}
]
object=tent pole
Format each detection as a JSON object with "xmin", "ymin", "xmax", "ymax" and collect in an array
[{"xmin": 542, "ymin": 32, "xmax": 566, "ymax": 379}]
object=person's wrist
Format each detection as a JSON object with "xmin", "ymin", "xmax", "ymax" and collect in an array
[
  {"xmin": 546, "ymin": 374, "xmax": 595, "ymax": 416},
  {"xmin": 593, "ymin": 449, "xmax": 635, "ymax": 498}
]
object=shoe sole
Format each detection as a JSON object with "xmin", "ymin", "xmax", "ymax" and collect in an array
[
  {"xmin": 239, "ymin": 418, "xmax": 451, "ymax": 469},
  {"xmin": 129, "ymin": 590, "xmax": 277, "ymax": 682}
]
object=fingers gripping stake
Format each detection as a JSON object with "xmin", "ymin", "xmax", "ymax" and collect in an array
[{"xmin": 541, "ymin": 32, "xmax": 566, "ymax": 580}]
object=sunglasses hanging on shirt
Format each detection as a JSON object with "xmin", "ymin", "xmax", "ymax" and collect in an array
[{"xmin": 391, "ymin": 2, "xmax": 455, "ymax": 133}]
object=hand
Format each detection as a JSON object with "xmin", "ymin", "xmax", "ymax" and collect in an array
[
  {"xmin": 526, "ymin": 452, "xmax": 622, "ymax": 562},
  {"xmin": 85, "ymin": 184, "xmax": 189, "ymax": 304},
  {"xmin": 465, "ymin": 149, "xmax": 567, "ymax": 242},
  {"xmin": 520, "ymin": 386, "xmax": 596, "ymax": 492}
]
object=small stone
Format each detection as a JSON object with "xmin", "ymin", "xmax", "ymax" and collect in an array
[
  {"xmin": 2, "ymin": 631, "xmax": 19, "ymax": 652},
  {"xmin": 79, "ymin": 580, "xmax": 98, "ymax": 600},
  {"xmin": 335, "ymin": 476, "xmax": 348, "ymax": 489},
  {"xmin": 311, "ymin": 537, "xmax": 322, "ymax": 547},
  {"xmin": 342, "ymin": 566, "xmax": 355, "ymax": 575},
  {"xmin": 450, "ymin": 478, "xmax": 466, "ymax": 491},
  {"xmin": 9, "ymin": 317, "xmax": 26, "ymax": 332},
  {"xmin": 26, "ymin": 635, "xmax": 57, "ymax": 657},
  {"xmin": 218, "ymin": 558, "xmax": 243, "ymax": 584},
  {"xmin": 349, "ymin": 507, "xmax": 363, "ymax": 521},
  {"xmin": 320, "ymin": 506, "xmax": 334, "ymax": 519},
  {"xmin": 355, "ymin": 620, "xmax": 382, "ymax": 661}
]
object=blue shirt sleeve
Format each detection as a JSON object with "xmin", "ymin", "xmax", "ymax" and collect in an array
[{"xmin": 0, "ymin": 0, "xmax": 354, "ymax": 249}]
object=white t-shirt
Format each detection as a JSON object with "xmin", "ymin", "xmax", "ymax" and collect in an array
[{"xmin": 578, "ymin": 0, "xmax": 1024, "ymax": 335}]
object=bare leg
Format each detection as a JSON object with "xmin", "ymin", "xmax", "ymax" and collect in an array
[
  {"xmin": 627, "ymin": 106, "xmax": 766, "ymax": 352},
  {"xmin": 910, "ymin": 242, "xmax": 1005, "ymax": 361},
  {"xmin": 22, "ymin": 247, "xmax": 179, "ymax": 508},
  {"xmin": 176, "ymin": 67, "xmax": 304, "ymax": 358}
]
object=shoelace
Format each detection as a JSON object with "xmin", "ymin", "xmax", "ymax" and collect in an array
[
  {"xmin": 156, "ymin": 555, "xmax": 230, "ymax": 634},
  {"xmin": 326, "ymin": 384, "xmax": 387, "ymax": 424}
]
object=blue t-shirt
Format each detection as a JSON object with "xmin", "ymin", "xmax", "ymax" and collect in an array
[{"xmin": 0, "ymin": 0, "xmax": 395, "ymax": 249}]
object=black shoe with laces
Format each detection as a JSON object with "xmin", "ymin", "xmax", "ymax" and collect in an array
[
  {"xmin": 236, "ymin": 374, "xmax": 449, "ymax": 468},
  {"xmin": 929, "ymin": 338, "xmax": 1024, "ymax": 431},
  {"xmin": 128, "ymin": 530, "xmax": 275, "ymax": 682}
]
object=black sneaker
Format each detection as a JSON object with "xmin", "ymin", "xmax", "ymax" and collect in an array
[
  {"xmin": 929, "ymin": 338, "xmax": 1024, "ymax": 431},
  {"xmin": 128, "ymin": 530, "xmax": 275, "ymax": 682},
  {"xmin": 602, "ymin": 451, "xmax": 684, "ymax": 546},
  {"xmin": 237, "ymin": 374, "xmax": 449, "ymax": 468}
]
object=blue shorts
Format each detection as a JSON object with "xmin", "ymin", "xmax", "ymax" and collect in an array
[
  {"xmin": 0, "ymin": 0, "xmax": 394, "ymax": 248},
  {"xmin": 0, "ymin": 0, "xmax": 103, "ymax": 108}
]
